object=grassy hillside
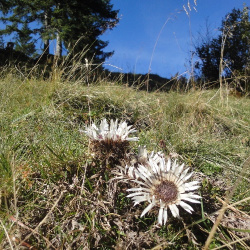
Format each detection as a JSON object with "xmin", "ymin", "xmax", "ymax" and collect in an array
[{"xmin": 0, "ymin": 72, "xmax": 249, "ymax": 249}]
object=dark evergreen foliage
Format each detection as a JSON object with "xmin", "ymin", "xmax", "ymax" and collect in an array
[
  {"xmin": 0, "ymin": 36, "xmax": 4, "ymax": 49},
  {"xmin": 0, "ymin": 0, "xmax": 119, "ymax": 62},
  {"xmin": 14, "ymin": 22, "xmax": 36, "ymax": 57},
  {"xmin": 195, "ymin": 6, "xmax": 250, "ymax": 84}
]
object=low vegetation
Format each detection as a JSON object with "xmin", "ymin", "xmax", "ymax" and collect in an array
[{"xmin": 0, "ymin": 66, "xmax": 249, "ymax": 249}]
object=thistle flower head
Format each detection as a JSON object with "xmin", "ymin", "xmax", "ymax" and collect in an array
[
  {"xmin": 83, "ymin": 119, "xmax": 138, "ymax": 165},
  {"xmin": 126, "ymin": 155, "xmax": 201, "ymax": 225},
  {"xmin": 84, "ymin": 118, "xmax": 138, "ymax": 142},
  {"xmin": 113, "ymin": 149, "xmax": 165, "ymax": 180}
]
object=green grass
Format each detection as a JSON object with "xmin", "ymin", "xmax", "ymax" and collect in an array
[{"xmin": 0, "ymin": 72, "xmax": 249, "ymax": 249}]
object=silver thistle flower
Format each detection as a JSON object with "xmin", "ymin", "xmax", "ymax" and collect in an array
[
  {"xmin": 83, "ymin": 118, "xmax": 138, "ymax": 142},
  {"xmin": 126, "ymin": 156, "xmax": 201, "ymax": 225},
  {"xmin": 113, "ymin": 149, "xmax": 165, "ymax": 180}
]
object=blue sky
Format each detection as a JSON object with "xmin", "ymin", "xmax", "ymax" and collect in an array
[{"xmin": 101, "ymin": 0, "xmax": 247, "ymax": 78}]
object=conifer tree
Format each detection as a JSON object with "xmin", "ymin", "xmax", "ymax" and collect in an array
[
  {"xmin": 0, "ymin": 0, "xmax": 119, "ymax": 61},
  {"xmin": 0, "ymin": 36, "xmax": 4, "ymax": 49},
  {"xmin": 195, "ymin": 6, "xmax": 250, "ymax": 82},
  {"xmin": 14, "ymin": 22, "xmax": 36, "ymax": 57}
]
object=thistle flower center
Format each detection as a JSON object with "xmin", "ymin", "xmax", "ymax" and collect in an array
[{"xmin": 154, "ymin": 180, "xmax": 178, "ymax": 204}]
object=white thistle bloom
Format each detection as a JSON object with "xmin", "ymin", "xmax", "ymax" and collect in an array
[
  {"xmin": 126, "ymin": 157, "xmax": 201, "ymax": 225},
  {"xmin": 138, "ymin": 146, "xmax": 165, "ymax": 163},
  {"xmin": 113, "ymin": 165, "xmax": 139, "ymax": 180},
  {"xmin": 83, "ymin": 118, "xmax": 138, "ymax": 142},
  {"xmin": 147, "ymin": 150, "xmax": 165, "ymax": 166},
  {"xmin": 113, "ymin": 149, "xmax": 166, "ymax": 180}
]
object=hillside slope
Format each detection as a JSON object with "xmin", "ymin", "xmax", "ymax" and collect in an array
[{"xmin": 0, "ymin": 76, "xmax": 249, "ymax": 249}]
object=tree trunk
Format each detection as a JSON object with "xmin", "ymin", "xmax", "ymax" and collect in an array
[
  {"xmin": 43, "ymin": 39, "xmax": 49, "ymax": 55},
  {"xmin": 55, "ymin": 32, "xmax": 62, "ymax": 57},
  {"xmin": 43, "ymin": 9, "xmax": 50, "ymax": 55}
]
